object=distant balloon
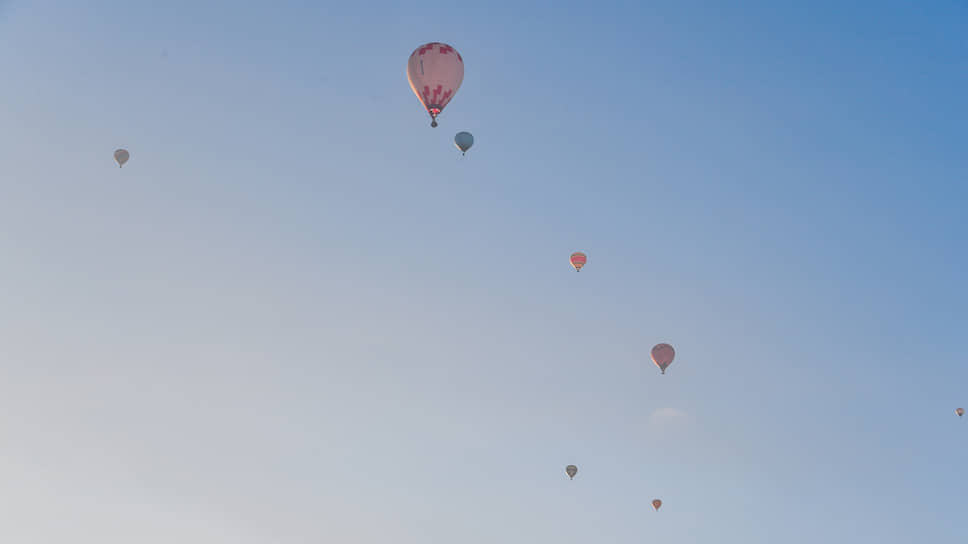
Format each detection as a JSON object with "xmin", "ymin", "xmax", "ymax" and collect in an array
[
  {"xmin": 114, "ymin": 149, "xmax": 129, "ymax": 168},
  {"xmin": 652, "ymin": 499, "xmax": 662, "ymax": 511},
  {"xmin": 407, "ymin": 42, "xmax": 464, "ymax": 127},
  {"xmin": 565, "ymin": 465, "xmax": 577, "ymax": 480},
  {"xmin": 651, "ymin": 344, "xmax": 675, "ymax": 375},
  {"xmin": 454, "ymin": 131, "xmax": 474, "ymax": 155},
  {"xmin": 569, "ymin": 252, "xmax": 587, "ymax": 272},
  {"xmin": 958, "ymin": 408, "xmax": 965, "ymax": 417}
]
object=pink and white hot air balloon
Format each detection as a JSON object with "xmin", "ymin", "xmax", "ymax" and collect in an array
[
  {"xmin": 407, "ymin": 42, "xmax": 464, "ymax": 127},
  {"xmin": 651, "ymin": 343, "xmax": 675, "ymax": 375},
  {"xmin": 570, "ymin": 252, "xmax": 587, "ymax": 272}
]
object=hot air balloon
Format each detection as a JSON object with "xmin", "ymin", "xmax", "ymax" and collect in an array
[
  {"xmin": 455, "ymin": 131, "xmax": 473, "ymax": 155},
  {"xmin": 565, "ymin": 465, "xmax": 577, "ymax": 480},
  {"xmin": 651, "ymin": 343, "xmax": 675, "ymax": 375},
  {"xmin": 570, "ymin": 252, "xmax": 587, "ymax": 272},
  {"xmin": 957, "ymin": 408, "xmax": 965, "ymax": 417},
  {"xmin": 114, "ymin": 149, "xmax": 129, "ymax": 168},
  {"xmin": 407, "ymin": 42, "xmax": 464, "ymax": 127},
  {"xmin": 652, "ymin": 499, "xmax": 662, "ymax": 511}
]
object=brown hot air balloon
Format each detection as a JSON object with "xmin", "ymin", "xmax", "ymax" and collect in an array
[
  {"xmin": 565, "ymin": 465, "xmax": 578, "ymax": 480},
  {"xmin": 652, "ymin": 499, "xmax": 662, "ymax": 511},
  {"xmin": 957, "ymin": 408, "xmax": 965, "ymax": 417},
  {"xmin": 651, "ymin": 344, "xmax": 675, "ymax": 375},
  {"xmin": 114, "ymin": 148, "xmax": 129, "ymax": 168}
]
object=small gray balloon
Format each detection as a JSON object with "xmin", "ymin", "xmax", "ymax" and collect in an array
[{"xmin": 454, "ymin": 131, "xmax": 474, "ymax": 155}]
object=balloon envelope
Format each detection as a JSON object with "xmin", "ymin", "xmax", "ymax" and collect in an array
[
  {"xmin": 114, "ymin": 149, "xmax": 129, "ymax": 168},
  {"xmin": 455, "ymin": 131, "xmax": 474, "ymax": 154},
  {"xmin": 651, "ymin": 344, "xmax": 675, "ymax": 374},
  {"xmin": 565, "ymin": 465, "xmax": 577, "ymax": 479},
  {"xmin": 407, "ymin": 42, "xmax": 464, "ymax": 127},
  {"xmin": 569, "ymin": 252, "xmax": 587, "ymax": 271},
  {"xmin": 652, "ymin": 499, "xmax": 662, "ymax": 511},
  {"xmin": 958, "ymin": 408, "xmax": 965, "ymax": 417}
]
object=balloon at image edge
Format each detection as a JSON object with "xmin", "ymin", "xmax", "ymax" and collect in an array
[
  {"xmin": 114, "ymin": 148, "xmax": 129, "ymax": 168},
  {"xmin": 569, "ymin": 252, "xmax": 587, "ymax": 272},
  {"xmin": 652, "ymin": 499, "xmax": 662, "ymax": 511},
  {"xmin": 958, "ymin": 408, "xmax": 965, "ymax": 417},
  {"xmin": 407, "ymin": 42, "xmax": 464, "ymax": 127},
  {"xmin": 454, "ymin": 131, "xmax": 473, "ymax": 155},
  {"xmin": 651, "ymin": 343, "xmax": 675, "ymax": 375},
  {"xmin": 565, "ymin": 465, "xmax": 577, "ymax": 480}
]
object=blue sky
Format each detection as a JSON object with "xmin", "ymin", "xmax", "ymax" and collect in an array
[{"xmin": 1, "ymin": 1, "xmax": 966, "ymax": 542}]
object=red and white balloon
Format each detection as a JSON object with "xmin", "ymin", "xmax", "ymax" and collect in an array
[{"xmin": 407, "ymin": 42, "xmax": 464, "ymax": 127}]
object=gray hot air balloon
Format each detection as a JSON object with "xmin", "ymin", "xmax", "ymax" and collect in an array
[
  {"xmin": 114, "ymin": 149, "xmax": 130, "ymax": 168},
  {"xmin": 565, "ymin": 465, "xmax": 577, "ymax": 480},
  {"xmin": 454, "ymin": 132, "xmax": 473, "ymax": 155}
]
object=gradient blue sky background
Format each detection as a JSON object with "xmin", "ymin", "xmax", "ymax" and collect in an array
[{"xmin": 1, "ymin": 1, "xmax": 966, "ymax": 542}]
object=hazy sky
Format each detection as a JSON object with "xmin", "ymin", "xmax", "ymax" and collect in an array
[{"xmin": 1, "ymin": 1, "xmax": 966, "ymax": 542}]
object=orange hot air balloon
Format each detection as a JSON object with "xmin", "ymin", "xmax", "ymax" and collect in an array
[
  {"xmin": 569, "ymin": 252, "xmax": 587, "ymax": 272},
  {"xmin": 957, "ymin": 408, "xmax": 965, "ymax": 417},
  {"xmin": 651, "ymin": 343, "xmax": 675, "ymax": 374},
  {"xmin": 652, "ymin": 499, "xmax": 662, "ymax": 511},
  {"xmin": 407, "ymin": 42, "xmax": 464, "ymax": 127}
]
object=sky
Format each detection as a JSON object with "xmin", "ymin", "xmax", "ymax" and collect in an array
[{"xmin": 0, "ymin": 1, "xmax": 966, "ymax": 542}]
